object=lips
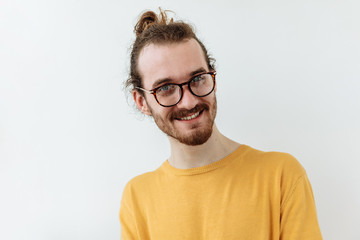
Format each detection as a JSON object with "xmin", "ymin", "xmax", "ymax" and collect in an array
[
  {"xmin": 171, "ymin": 104, "xmax": 209, "ymax": 121},
  {"xmin": 179, "ymin": 111, "xmax": 201, "ymax": 121}
]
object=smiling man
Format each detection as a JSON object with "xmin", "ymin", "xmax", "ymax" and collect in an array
[
  {"xmin": 134, "ymin": 40, "xmax": 220, "ymax": 151},
  {"xmin": 120, "ymin": 9, "xmax": 322, "ymax": 240}
]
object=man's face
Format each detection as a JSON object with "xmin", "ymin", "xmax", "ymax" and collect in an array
[{"xmin": 134, "ymin": 39, "xmax": 217, "ymax": 146}]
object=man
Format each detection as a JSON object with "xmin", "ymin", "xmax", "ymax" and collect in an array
[{"xmin": 120, "ymin": 9, "xmax": 322, "ymax": 240}]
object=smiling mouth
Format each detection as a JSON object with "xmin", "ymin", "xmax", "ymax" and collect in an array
[
  {"xmin": 171, "ymin": 104, "xmax": 209, "ymax": 122},
  {"xmin": 178, "ymin": 110, "xmax": 202, "ymax": 121}
]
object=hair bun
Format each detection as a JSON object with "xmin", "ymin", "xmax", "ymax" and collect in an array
[
  {"xmin": 134, "ymin": 9, "xmax": 174, "ymax": 37},
  {"xmin": 134, "ymin": 11, "xmax": 157, "ymax": 37}
]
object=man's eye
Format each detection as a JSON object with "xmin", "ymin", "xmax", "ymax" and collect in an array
[
  {"xmin": 191, "ymin": 74, "xmax": 207, "ymax": 86},
  {"xmin": 159, "ymin": 85, "xmax": 172, "ymax": 92},
  {"xmin": 192, "ymin": 75, "xmax": 204, "ymax": 82},
  {"xmin": 157, "ymin": 84, "xmax": 177, "ymax": 95}
]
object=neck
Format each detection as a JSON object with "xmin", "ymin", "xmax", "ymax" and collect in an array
[{"xmin": 167, "ymin": 125, "xmax": 241, "ymax": 169}]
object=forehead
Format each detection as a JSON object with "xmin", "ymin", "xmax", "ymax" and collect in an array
[{"xmin": 137, "ymin": 39, "xmax": 208, "ymax": 88}]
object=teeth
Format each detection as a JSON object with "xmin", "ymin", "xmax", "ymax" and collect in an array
[{"xmin": 180, "ymin": 111, "xmax": 200, "ymax": 120}]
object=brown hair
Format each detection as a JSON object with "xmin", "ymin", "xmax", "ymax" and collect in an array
[{"xmin": 125, "ymin": 9, "xmax": 215, "ymax": 95}]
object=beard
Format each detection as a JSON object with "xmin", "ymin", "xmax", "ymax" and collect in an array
[{"xmin": 149, "ymin": 97, "xmax": 217, "ymax": 146}]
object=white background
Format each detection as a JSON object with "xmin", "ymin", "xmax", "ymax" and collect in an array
[{"xmin": 1, "ymin": 0, "xmax": 359, "ymax": 239}]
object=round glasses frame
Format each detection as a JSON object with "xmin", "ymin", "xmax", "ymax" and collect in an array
[{"xmin": 136, "ymin": 71, "xmax": 216, "ymax": 107}]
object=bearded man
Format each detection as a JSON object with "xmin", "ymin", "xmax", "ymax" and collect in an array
[{"xmin": 120, "ymin": 9, "xmax": 322, "ymax": 240}]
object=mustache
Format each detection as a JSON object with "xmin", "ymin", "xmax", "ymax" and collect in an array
[{"xmin": 170, "ymin": 103, "xmax": 209, "ymax": 120}]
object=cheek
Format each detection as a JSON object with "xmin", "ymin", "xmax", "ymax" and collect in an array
[
  {"xmin": 203, "ymin": 93, "xmax": 216, "ymax": 106},
  {"xmin": 143, "ymin": 95, "xmax": 159, "ymax": 112},
  {"xmin": 150, "ymin": 104, "xmax": 173, "ymax": 120}
]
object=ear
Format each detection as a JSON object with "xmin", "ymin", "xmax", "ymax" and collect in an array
[{"xmin": 133, "ymin": 90, "xmax": 152, "ymax": 116}]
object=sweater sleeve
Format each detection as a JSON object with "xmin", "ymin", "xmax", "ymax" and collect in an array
[{"xmin": 280, "ymin": 174, "xmax": 323, "ymax": 240}]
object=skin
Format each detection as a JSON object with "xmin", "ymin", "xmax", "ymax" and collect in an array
[{"xmin": 133, "ymin": 38, "xmax": 240, "ymax": 169}]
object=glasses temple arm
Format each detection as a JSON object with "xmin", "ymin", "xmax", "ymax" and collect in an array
[{"xmin": 135, "ymin": 87, "xmax": 154, "ymax": 94}]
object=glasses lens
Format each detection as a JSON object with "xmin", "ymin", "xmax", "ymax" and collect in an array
[
  {"xmin": 189, "ymin": 73, "xmax": 214, "ymax": 97},
  {"xmin": 156, "ymin": 84, "xmax": 181, "ymax": 106}
]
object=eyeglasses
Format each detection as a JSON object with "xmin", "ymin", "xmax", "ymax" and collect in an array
[{"xmin": 136, "ymin": 71, "xmax": 216, "ymax": 107}]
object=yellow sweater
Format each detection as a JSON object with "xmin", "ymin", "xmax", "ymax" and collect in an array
[{"xmin": 120, "ymin": 145, "xmax": 322, "ymax": 239}]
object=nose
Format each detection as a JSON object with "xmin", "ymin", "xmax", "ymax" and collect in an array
[{"xmin": 177, "ymin": 85, "xmax": 199, "ymax": 109}]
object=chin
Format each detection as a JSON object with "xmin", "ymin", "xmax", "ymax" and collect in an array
[{"xmin": 173, "ymin": 126, "xmax": 213, "ymax": 146}]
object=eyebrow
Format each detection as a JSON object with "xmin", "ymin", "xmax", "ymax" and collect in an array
[{"xmin": 151, "ymin": 67, "xmax": 207, "ymax": 89}]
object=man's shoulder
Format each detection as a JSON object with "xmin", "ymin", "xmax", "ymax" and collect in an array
[
  {"xmin": 122, "ymin": 167, "xmax": 164, "ymax": 198},
  {"xmin": 125, "ymin": 169, "xmax": 158, "ymax": 186},
  {"xmin": 243, "ymin": 145, "xmax": 306, "ymax": 176}
]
